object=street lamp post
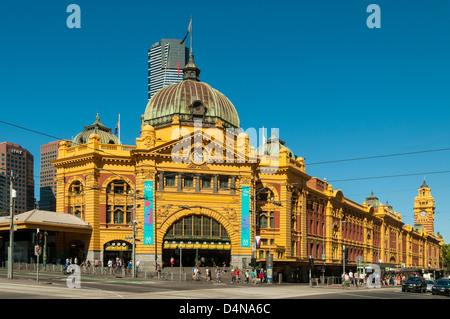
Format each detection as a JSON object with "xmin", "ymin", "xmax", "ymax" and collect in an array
[{"xmin": 8, "ymin": 170, "xmax": 16, "ymax": 279}]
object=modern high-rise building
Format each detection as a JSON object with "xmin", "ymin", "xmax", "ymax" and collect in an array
[
  {"xmin": 40, "ymin": 140, "xmax": 70, "ymax": 211},
  {"xmin": 0, "ymin": 142, "xmax": 34, "ymax": 214},
  {"xmin": 148, "ymin": 39, "xmax": 188, "ymax": 100}
]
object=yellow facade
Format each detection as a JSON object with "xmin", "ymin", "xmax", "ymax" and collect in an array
[{"xmin": 52, "ymin": 56, "xmax": 443, "ymax": 281}]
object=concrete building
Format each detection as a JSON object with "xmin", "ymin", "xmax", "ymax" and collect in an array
[
  {"xmin": 40, "ymin": 140, "xmax": 71, "ymax": 211},
  {"xmin": 0, "ymin": 142, "xmax": 34, "ymax": 214},
  {"xmin": 148, "ymin": 39, "xmax": 188, "ymax": 100}
]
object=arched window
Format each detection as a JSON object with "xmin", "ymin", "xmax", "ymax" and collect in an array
[
  {"xmin": 70, "ymin": 181, "xmax": 83, "ymax": 195},
  {"xmin": 165, "ymin": 215, "xmax": 229, "ymax": 241},
  {"xmin": 257, "ymin": 188, "xmax": 274, "ymax": 201}
]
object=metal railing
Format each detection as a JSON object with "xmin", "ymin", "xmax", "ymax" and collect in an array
[{"xmin": 1, "ymin": 262, "xmax": 188, "ymax": 281}]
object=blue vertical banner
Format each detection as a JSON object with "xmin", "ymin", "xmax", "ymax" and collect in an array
[
  {"xmin": 241, "ymin": 185, "xmax": 250, "ymax": 247},
  {"xmin": 143, "ymin": 181, "xmax": 154, "ymax": 245}
]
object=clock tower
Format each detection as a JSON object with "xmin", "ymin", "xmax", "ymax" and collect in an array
[{"xmin": 413, "ymin": 180, "xmax": 435, "ymax": 233}]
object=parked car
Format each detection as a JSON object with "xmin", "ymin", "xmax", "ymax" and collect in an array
[
  {"xmin": 426, "ymin": 280, "xmax": 435, "ymax": 292},
  {"xmin": 402, "ymin": 276, "xmax": 427, "ymax": 293},
  {"xmin": 431, "ymin": 279, "xmax": 450, "ymax": 296}
]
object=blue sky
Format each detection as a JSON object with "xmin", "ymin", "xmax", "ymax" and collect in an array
[{"xmin": 1, "ymin": 1, "xmax": 449, "ymax": 243}]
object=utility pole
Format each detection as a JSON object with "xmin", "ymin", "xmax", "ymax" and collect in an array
[
  {"xmin": 7, "ymin": 170, "xmax": 16, "ymax": 279},
  {"xmin": 179, "ymin": 242, "xmax": 183, "ymax": 282}
]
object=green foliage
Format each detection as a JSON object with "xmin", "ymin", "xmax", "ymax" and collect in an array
[{"xmin": 441, "ymin": 244, "xmax": 450, "ymax": 269}]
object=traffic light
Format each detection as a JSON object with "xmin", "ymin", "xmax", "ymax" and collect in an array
[
  {"xmin": 309, "ymin": 257, "xmax": 314, "ymax": 269},
  {"xmin": 250, "ymin": 257, "xmax": 257, "ymax": 267},
  {"xmin": 38, "ymin": 232, "xmax": 44, "ymax": 247},
  {"xmin": 344, "ymin": 248, "xmax": 349, "ymax": 264},
  {"xmin": 175, "ymin": 246, "xmax": 180, "ymax": 255}
]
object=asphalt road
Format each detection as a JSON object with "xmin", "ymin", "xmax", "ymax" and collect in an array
[{"xmin": 0, "ymin": 269, "xmax": 448, "ymax": 300}]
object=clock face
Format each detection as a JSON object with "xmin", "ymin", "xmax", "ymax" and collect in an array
[
  {"xmin": 420, "ymin": 211, "xmax": 427, "ymax": 218},
  {"xmin": 192, "ymin": 150, "xmax": 204, "ymax": 164}
]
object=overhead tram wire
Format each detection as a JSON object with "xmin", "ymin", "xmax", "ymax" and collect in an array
[
  {"xmin": 3, "ymin": 119, "xmax": 450, "ymax": 170},
  {"xmin": 306, "ymin": 147, "xmax": 450, "ymax": 166},
  {"xmin": 0, "ymin": 120, "xmax": 122, "ymax": 158},
  {"xmin": 327, "ymin": 169, "xmax": 450, "ymax": 183}
]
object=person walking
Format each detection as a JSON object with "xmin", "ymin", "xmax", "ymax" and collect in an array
[
  {"xmin": 245, "ymin": 270, "xmax": 250, "ymax": 284},
  {"xmin": 349, "ymin": 270, "xmax": 353, "ymax": 287},
  {"xmin": 230, "ymin": 268, "xmax": 236, "ymax": 283},
  {"xmin": 359, "ymin": 271, "xmax": 365, "ymax": 287},
  {"xmin": 215, "ymin": 266, "xmax": 221, "ymax": 282}
]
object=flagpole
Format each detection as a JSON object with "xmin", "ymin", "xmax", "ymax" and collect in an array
[
  {"xmin": 190, "ymin": 16, "xmax": 193, "ymax": 55},
  {"xmin": 118, "ymin": 113, "xmax": 121, "ymax": 145}
]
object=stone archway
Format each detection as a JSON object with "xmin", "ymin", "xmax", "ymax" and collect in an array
[{"xmin": 159, "ymin": 207, "xmax": 235, "ymax": 267}]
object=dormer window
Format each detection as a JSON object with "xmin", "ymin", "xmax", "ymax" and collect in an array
[{"xmin": 190, "ymin": 100, "xmax": 206, "ymax": 117}]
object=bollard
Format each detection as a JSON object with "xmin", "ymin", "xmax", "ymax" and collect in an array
[{"xmin": 278, "ymin": 273, "xmax": 282, "ymax": 284}]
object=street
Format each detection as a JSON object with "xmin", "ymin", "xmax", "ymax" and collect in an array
[{"xmin": 0, "ymin": 269, "xmax": 447, "ymax": 300}]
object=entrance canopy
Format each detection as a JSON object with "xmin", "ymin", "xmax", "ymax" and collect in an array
[{"xmin": 0, "ymin": 209, "xmax": 92, "ymax": 233}]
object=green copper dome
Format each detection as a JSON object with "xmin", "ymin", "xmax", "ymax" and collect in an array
[
  {"xmin": 72, "ymin": 112, "xmax": 120, "ymax": 146},
  {"xmin": 142, "ymin": 54, "xmax": 240, "ymax": 130},
  {"xmin": 256, "ymin": 130, "xmax": 296, "ymax": 159}
]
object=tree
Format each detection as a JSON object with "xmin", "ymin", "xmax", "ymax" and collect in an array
[{"xmin": 441, "ymin": 244, "xmax": 450, "ymax": 269}]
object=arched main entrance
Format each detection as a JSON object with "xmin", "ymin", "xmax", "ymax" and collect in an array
[
  {"xmin": 103, "ymin": 240, "xmax": 132, "ymax": 267},
  {"xmin": 162, "ymin": 214, "xmax": 231, "ymax": 267}
]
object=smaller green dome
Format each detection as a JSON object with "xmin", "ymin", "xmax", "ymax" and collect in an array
[
  {"xmin": 72, "ymin": 112, "xmax": 120, "ymax": 146},
  {"xmin": 256, "ymin": 130, "xmax": 296, "ymax": 159}
]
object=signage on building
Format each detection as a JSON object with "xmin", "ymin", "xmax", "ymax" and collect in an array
[
  {"xmin": 10, "ymin": 149, "xmax": 23, "ymax": 155},
  {"xmin": 143, "ymin": 181, "xmax": 154, "ymax": 245},
  {"xmin": 241, "ymin": 186, "xmax": 250, "ymax": 247}
]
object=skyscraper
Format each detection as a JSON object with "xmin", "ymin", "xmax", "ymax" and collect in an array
[
  {"xmin": 148, "ymin": 39, "xmax": 188, "ymax": 100},
  {"xmin": 0, "ymin": 142, "xmax": 34, "ymax": 214},
  {"xmin": 40, "ymin": 140, "xmax": 70, "ymax": 211}
]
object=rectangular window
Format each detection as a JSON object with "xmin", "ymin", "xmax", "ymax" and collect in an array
[
  {"xmin": 184, "ymin": 216, "xmax": 192, "ymax": 236},
  {"xmin": 269, "ymin": 212, "xmax": 275, "ymax": 228},
  {"xmin": 174, "ymin": 219, "xmax": 183, "ymax": 236},
  {"xmin": 201, "ymin": 175, "xmax": 211, "ymax": 189},
  {"xmin": 203, "ymin": 217, "xmax": 211, "ymax": 236},
  {"xmin": 211, "ymin": 219, "xmax": 220, "ymax": 236},
  {"xmin": 184, "ymin": 176, "xmax": 194, "ymax": 188},
  {"xmin": 219, "ymin": 176, "xmax": 229, "ymax": 189},
  {"xmin": 165, "ymin": 173, "xmax": 176, "ymax": 187},
  {"xmin": 193, "ymin": 215, "xmax": 202, "ymax": 236}
]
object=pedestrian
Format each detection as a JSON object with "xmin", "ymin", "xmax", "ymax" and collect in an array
[
  {"xmin": 359, "ymin": 271, "xmax": 365, "ymax": 287},
  {"xmin": 345, "ymin": 273, "xmax": 350, "ymax": 289},
  {"xmin": 349, "ymin": 270, "xmax": 353, "ymax": 287},
  {"xmin": 171, "ymin": 257, "xmax": 175, "ymax": 267},
  {"xmin": 107, "ymin": 258, "xmax": 113, "ymax": 269},
  {"xmin": 236, "ymin": 268, "xmax": 240, "ymax": 283},
  {"xmin": 251, "ymin": 269, "xmax": 256, "ymax": 285},
  {"xmin": 206, "ymin": 267, "xmax": 211, "ymax": 281},
  {"xmin": 230, "ymin": 268, "xmax": 236, "ymax": 283},
  {"xmin": 216, "ymin": 266, "xmax": 221, "ymax": 282},
  {"xmin": 94, "ymin": 258, "xmax": 99, "ymax": 268},
  {"xmin": 245, "ymin": 270, "xmax": 250, "ymax": 284},
  {"xmin": 259, "ymin": 269, "xmax": 264, "ymax": 283}
]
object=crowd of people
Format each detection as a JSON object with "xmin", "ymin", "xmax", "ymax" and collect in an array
[
  {"xmin": 341, "ymin": 270, "xmax": 409, "ymax": 288},
  {"xmin": 192, "ymin": 263, "xmax": 270, "ymax": 285}
]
